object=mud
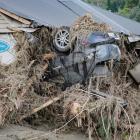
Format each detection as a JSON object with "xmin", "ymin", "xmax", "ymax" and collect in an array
[{"xmin": 0, "ymin": 124, "xmax": 88, "ymax": 140}]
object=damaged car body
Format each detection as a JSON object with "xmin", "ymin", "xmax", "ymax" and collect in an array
[{"xmin": 47, "ymin": 31, "xmax": 121, "ymax": 87}]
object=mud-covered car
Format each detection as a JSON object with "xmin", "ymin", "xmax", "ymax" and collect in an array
[{"xmin": 46, "ymin": 31, "xmax": 121, "ymax": 87}]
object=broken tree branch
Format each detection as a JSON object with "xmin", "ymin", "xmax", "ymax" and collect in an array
[{"xmin": 19, "ymin": 94, "xmax": 64, "ymax": 121}]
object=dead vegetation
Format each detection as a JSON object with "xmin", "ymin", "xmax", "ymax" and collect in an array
[
  {"xmin": 0, "ymin": 27, "xmax": 62, "ymax": 126},
  {"xmin": 69, "ymin": 13, "xmax": 111, "ymax": 46},
  {"xmin": 0, "ymin": 15, "xmax": 140, "ymax": 140}
]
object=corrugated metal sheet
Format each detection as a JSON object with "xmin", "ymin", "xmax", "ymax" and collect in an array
[
  {"xmin": 0, "ymin": 0, "xmax": 140, "ymax": 35},
  {"xmin": 0, "ymin": 0, "xmax": 79, "ymax": 27}
]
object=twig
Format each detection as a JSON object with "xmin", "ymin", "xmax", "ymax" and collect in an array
[
  {"xmin": 0, "ymin": 88, "xmax": 8, "ymax": 94},
  {"xmin": 88, "ymin": 110, "xmax": 93, "ymax": 140},
  {"xmin": 121, "ymin": 106, "xmax": 132, "ymax": 140}
]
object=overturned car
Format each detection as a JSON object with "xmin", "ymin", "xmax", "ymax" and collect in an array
[
  {"xmin": 0, "ymin": 28, "xmax": 121, "ymax": 88},
  {"xmin": 45, "ymin": 30, "xmax": 121, "ymax": 88}
]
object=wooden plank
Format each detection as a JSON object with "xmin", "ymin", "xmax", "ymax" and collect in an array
[
  {"xmin": 0, "ymin": 20, "xmax": 8, "ymax": 24},
  {"xmin": 0, "ymin": 8, "xmax": 31, "ymax": 25},
  {"xmin": 0, "ymin": 16, "xmax": 4, "ymax": 20},
  {"xmin": 0, "ymin": 29, "xmax": 14, "ymax": 33},
  {"xmin": 0, "ymin": 23, "xmax": 8, "ymax": 26}
]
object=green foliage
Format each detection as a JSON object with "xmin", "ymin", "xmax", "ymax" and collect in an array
[
  {"xmin": 97, "ymin": 115, "xmax": 115, "ymax": 140},
  {"xmin": 107, "ymin": 0, "xmax": 118, "ymax": 12},
  {"xmin": 129, "ymin": 6, "xmax": 140, "ymax": 22},
  {"xmin": 125, "ymin": 0, "xmax": 139, "ymax": 8},
  {"xmin": 84, "ymin": 0, "xmax": 140, "ymax": 22},
  {"xmin": 107, "ymin": 0, "xmax": 111, "ymax": 10},
  {"xmin": 119, "ymin": 7, "xmax": 130, "ymax": 17}
]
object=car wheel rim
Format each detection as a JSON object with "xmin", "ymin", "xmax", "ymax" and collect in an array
[{"xmin": 55, "ymin": 29, "xmax": 70, "ymax": 50}]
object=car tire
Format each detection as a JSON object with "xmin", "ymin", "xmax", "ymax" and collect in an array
[{"xmin": 53, "ymin": 26, "xmax": 70, "ymax": 52}]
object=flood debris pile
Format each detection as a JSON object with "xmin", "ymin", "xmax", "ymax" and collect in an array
[
  {"xmin": 63, "ymin": 77, "xmax": 140, "ymax": 140},
  {"xmin": 70, "ymin": 14, "xmax": 110, "ymax": 35},
  {"xmin": 0, "ymin": 27, "xmax": 63, "ymax": 126},
  {"xmin": 69, "ymin": 14, "xmax": 111, "ymax": 46},
  {"xmin": 0, "ymin": 15, "xmax": 140, "ymax": 140},
  {"xmin": 62, "ymin": 16, "xmax": 140, "ymax": 139}
]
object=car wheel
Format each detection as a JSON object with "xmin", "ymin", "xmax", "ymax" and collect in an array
[{"xmin": 53, "ymin": 27, "xmax": 70, "ymax": 52}]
